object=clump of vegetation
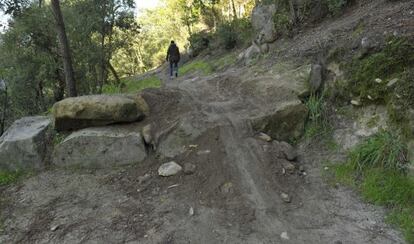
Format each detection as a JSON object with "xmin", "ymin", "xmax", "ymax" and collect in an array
[
  {"xmin": 304, "ymin": 92, "xmax": 332, "ymax": 139},
  {"xmin": 0, "ymin": 170, "xmax": 24, "ymax": 186},
  {"xmin": 333, "ymin": 130, "xmax": 414, "ymax": 242},
  {"xmin": 273, "ymin": 12, "xmax": 292, "ymax": 35},
  {"xmin": 102, "ymin": 76, "xmax": 161, "ymax": 94},
  {"xmin": 345, "ymin": 36, "xmax": 414, "ymax": 103},
  {"xmin": 215, "ymin": 18, "xmax": 252, "ymax": 50},
  {"xmin": 180, "ymin": 60, "xmax": 213, "ymax": 76},
  {"xmin": 347, "ymin": 131, "xmax": 408, "ymax": 172},
  {"xmin": 324, "ymin": 0, "xmax": 348, "ymax": 16}
]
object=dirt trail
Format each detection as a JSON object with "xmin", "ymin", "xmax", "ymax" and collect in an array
[
  {"xmin": 0, "ymin": 62, "xmax": 405, "ymax": 243},
  {"xmin": 1, "ymin": 0, "xmax": 413, "ymax": 240}
]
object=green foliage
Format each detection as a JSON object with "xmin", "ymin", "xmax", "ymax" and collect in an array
[
  {"xmin": 347, "ymin": 131, "xmax": 408, "ymax": 172},
  {"xmin": 324, "ymin": 0, "xmax": 348, "ymax": 15},
  {"xmin": 188, "ymin": 31, "xmax": 211, "ymax": 57},
  {"xmin": 215, "ymin": 18, "xmax": 252, "ymax": 50},
  {"xmin": 0, "ymin": 170, "xmax": 23, "ymax": 186},
  {"xmin": 332, "ymin": 131, "xmax": 414, "ymax": 242},
  {"xmin": 180, "ymin": 60, "xmax": 213, "ymax": 76},
  {"xmin": 304, "ymin": 92, "xmax": 332, "ymax": 138},
  {"xmin": 346, "ymin": 37, "xmax": 414, "ymax": 102},
  {"xmin": 216, "ymin": 21, "xmax": 239, "ymax": 50},
  {"xmin": 102, "ymin": 76, "xmax": 161, "ymax": 94},
  {"xmin": 273, "ymin": 12, "xmax": 292, "ymax": 35}
]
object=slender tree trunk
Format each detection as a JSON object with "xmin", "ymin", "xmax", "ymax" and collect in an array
[
  {"xmin": 231, "ymin": 0, "xmax": 238, "ymax": 20},
  {"xmin": 0, "ymin": 87, "xmax": 8, "ymax": 136},
  {"xmin": 51, "ymin": 0, "xmax": 77, "ymax": 97},
  {"xmin": 107, "ymin": 61, "xmax": 121, "ymax": 84}
]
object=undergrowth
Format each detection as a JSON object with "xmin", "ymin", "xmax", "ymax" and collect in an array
[
  {"xmin": 304, "ymin": 92, "xmax": 332, "ymax": 139},
  {"xmin": 332, "ymin": 130, "xmax": 414, "ymax": 243},
  {"xmin": 180, "ymin": 60, "xmax": 213, "ymax": 76},
  {"xmin": 102, "ymin": 75, "xmax": 161, "ymax": 94},
  {"xmin": 344, "ymin": 36, "xmax": 414, "ymax": 103},
  {"xmin": 0, "ymin": 170, "xmax": 24, "ymax": 186}
]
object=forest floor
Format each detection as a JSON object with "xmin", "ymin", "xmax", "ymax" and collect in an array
[{"xmin": 0, "ymin": 0, "xmax": 413, "ymax": 243}]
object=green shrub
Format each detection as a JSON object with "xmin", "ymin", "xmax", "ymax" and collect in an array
[
  {"xmin": 188, "ymin": 31, "xmax": 211, "ymax": 57},
  {"xmin": 347, "ymin": 131, "xmax": 408, "ymax": 172},
  {"xmin": 273, "ymin": 12, "xmax": 292, "ymax": 35},
  {"xmin": 332, "ymin": 130, "xmax": 414, "ymax": 242},
  {"xmin": 324, "ymin": 0, "xmax": 348, "ymax": 15},
  {"xmin": 215, "ymin": 18, "xmax": 252, "ymax": 50},
  {"xmin": 346, "ymin": 36, "xmax": 414, "ymax": 102},
  {"xmin": 304, "ymin": 92, "xmax": 332, "ymax": 138},
  {"xmin": 0, "ymin": 170, "xmax": 23, "ymax": 186},
  {"xmin": 216, "ymin": 22, "xmax": 238, "ymax": 50}
]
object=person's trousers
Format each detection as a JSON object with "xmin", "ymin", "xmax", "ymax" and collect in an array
[{"xmin": 170, "ymin": 61, "xmax": 178, "ymax": 77}]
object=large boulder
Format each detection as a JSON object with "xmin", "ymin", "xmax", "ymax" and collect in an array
[
  {"xmin": 53, "ymin": 126, "xmax": 147, "ymax": 168},
  {"xmin": 0, "ymin": 116, "xmax": 52, "ymax": 170},
  {"xmin": 252, "ymin": 101, "xmax": 308, "ymax": 141},
  {"xmin": 251, "ymin": 4, "xmax": 278, "ymax": 44},
  {"xmin": 52, "ymin": 95, "xmax": 145, "ymax": 131}
]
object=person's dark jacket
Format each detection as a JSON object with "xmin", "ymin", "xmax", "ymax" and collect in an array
[{"xmin": 166, "ymin": 43, "xmax": 180, "ymax": 63}]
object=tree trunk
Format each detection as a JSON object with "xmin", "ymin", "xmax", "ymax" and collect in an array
[
  {"xmin": 0, "ymin": 87, "xmax": 8, "ymax": 136},
  {"xmin": 51, "ymin": 0, "xmax": 77, "ymax": 97},
  {"xmin": 107, "ymin": 61, "xmax": 121, "ymax": 84},
  {"xmin": 231, "ymin": 0, "xmax": 238, "ymax": 20}
]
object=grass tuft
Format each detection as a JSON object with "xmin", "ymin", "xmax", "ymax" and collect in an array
[
  {"xmin": 102, "ymin": 75, "xmax": 161, "ymax": 94},
  {"xmin": 332, "ymin": 130, "xmax": 414, "ymax": 242},
  {"xmin": 347, "ymin": 131, "xmax": 408, "ymax": 172},
  {"xmin": 0, "ymin": 170, "xmax": 24, "ymax": 186},
  {"xmin": 180, "ymin": 60, "xmax": 213, "ymax": 76},
  {"xmin": 304, "ymin": 92, "xmax": 332, "ymax": 139}
]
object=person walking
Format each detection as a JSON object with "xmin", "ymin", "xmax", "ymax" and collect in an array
[{"xmin": 166, "ymin": 41, "xmax": 180, "ymax": 79}]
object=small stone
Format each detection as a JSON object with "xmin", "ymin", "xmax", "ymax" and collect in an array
[
  {"xmin": 387, "ymin": 78, "xmax": 398, "ymax": 87},
  {"xmin": 138, "ymin": 173, "xmax": 151, "ymax": 184},
  {"xmin": 258, "ymin": 132, "xmax": 272, "ymax": 142},
  {"xmin": 375, "ymin": 78, "xmax": 382, "ymax": 84},
  {"xmin": 302, "ymin": 172, "xmax": 307, "ymax": 176},
  {"xmin": 279, "ymin": 141, "xmax": 297, "ymax": 161},
  {"xmin": 188, "ymin": 144, "xmax": 198, "ymax": 149},
  {"xmin": 220, "ymin": 182, "xmax": 234, "ymax": 194},
  {"xmin": 158, "ymin": 161, "xmax": 182, "ymax": 177},
  {"xmin": 367, "ymin": 95, "xmax": 374, "ymax": 100},
  {"xmin": 280, "ymin": 231, "xmax": 290, "ymax": 240},
  {"xmin": 351, "ymin": 99, "xmax": 361, "ymax": 106},
  {"xmin": 184, "ymin": 163, "xmax": 196, "ymax": 175},
  {"xmin": 282, "ymin": 161, "xmax": 296, "ymax": 174},
  {"xmin": 281, "ymin": 192, "xmax": 291, "ymax": 203},
  {"xmin": 189, "ymin": 207, "xmax": 194, "ymax": 216},
  {"xmin": 197, "ymin": 150, "xmax": 211, "ymax": 155},
  {"xmin": 142, "ymin": 124, "xmax": 153, "ymax": 145},
  {"xmin": 50, "ymin": 225, "xmax": 59, "ymax": 231},
  {"xmin": 324, "ymin": 166, "xmax": 329, "ymax": 171}
]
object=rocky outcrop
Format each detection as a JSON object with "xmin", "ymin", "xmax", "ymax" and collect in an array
[
  {"xmin": 53, "ymin": 126, "xmax": 147, "ymax": 168},
  {"xmin": 0, "ymin": 116, "xmax": 52, "ymax": 170},
  {"xmin": 252, "ymin": 100, "xmax": 308, "ymax": 141},
  {"xmin": 239, "ymin": 3, "xmax": 277, "ymax": 64},
  {"xmin": 251, "ymin": 4, "xmax": 278, "ymax": 44},
  {"xmin": 52, "ymin": 95, "xmax": 145, "ymax": 131}
]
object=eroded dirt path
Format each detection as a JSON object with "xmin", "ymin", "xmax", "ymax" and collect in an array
[{"xmin": 0, "ymin": 65, "xmax": 405, "ymax": 243}]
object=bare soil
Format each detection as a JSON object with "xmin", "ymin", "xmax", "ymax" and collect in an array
[{"xmin": 1, "ymin": 0, "xmax": 413, "ymax": 243}]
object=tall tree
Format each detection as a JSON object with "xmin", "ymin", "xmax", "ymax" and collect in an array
[{"xmin": 50, "ymin": 0, "xmax": 77, "ymax": 97}]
